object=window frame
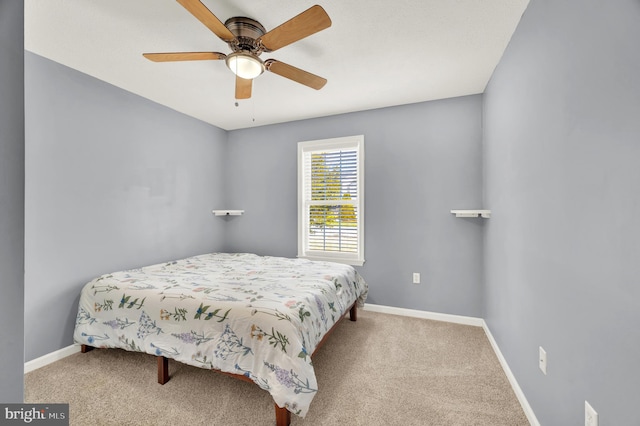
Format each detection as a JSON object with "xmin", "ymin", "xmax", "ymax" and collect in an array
[{"xmin": 297, "ymin": 135, "xmax": 365, "ymax": 266}]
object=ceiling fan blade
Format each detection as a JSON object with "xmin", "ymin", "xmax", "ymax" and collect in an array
[
  {"xmin": 258, "ymin": 5, "xmax": 331, "ymax": 52},
  {"xmin": 235, "ymin": 75, "xmax": 252, "ymax": 99},
  {"xmin": 143, "ymin": 52, "xmax": 226, "ymax": 62},
  {"xmin": 265, "ymin": 59, "xmax": 327, "ymax": 90},
  {"xmin": 176, "ymin": 0, "xmax": 235, "ymax": 42}
]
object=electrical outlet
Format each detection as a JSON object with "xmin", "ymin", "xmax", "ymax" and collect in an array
[
  {"xmin": 585, "ymin": 401, "xmax": 598, "ymax": 426},
  {"xmin": 412, "ymin": 273, "xmax": 420, "ymax": 284},
  {"xmin": 539, "ymin": 346, "xmax": 547, "ymax": 375}
]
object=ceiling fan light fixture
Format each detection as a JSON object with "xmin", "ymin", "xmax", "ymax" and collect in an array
[{"xmin": 226, "ymin": 52, "xmax": 264, "ymax": 80}]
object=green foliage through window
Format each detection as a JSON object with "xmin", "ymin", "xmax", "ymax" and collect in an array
[{"xmin": 307, "ymin": 150, "xmax": 358, "ymax": 253}]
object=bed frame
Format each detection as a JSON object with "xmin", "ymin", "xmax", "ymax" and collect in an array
[{"xmin": 82, "ymin": 302, "xmax": 358, "ymax": 426}]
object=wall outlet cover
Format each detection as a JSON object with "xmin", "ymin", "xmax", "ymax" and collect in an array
[{"xmin": 539, "ymin": 346, "xmax": 547, "ymax": 375}]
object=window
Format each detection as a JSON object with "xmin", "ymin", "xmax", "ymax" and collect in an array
[{"xmin": 298, "ymin": 135, "xmax": 364, "ymax": 266}]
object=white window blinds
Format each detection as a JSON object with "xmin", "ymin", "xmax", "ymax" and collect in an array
[{"xmin": 298, "ymin": 135, "xmax": 364, "ymax": 266}]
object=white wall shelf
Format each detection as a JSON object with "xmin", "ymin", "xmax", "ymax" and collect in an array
[
  {"xmin": 450, "ymin": 209, "xmax": 491, "ymax": 218},
  {"xmin": 212, "ymin": 210, "xmax": 244, "ymax": 216}
]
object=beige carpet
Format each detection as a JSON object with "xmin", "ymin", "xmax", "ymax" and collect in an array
[{"xmin": 25, "ymin": 310, "xmax": 529, "ymax": 425}]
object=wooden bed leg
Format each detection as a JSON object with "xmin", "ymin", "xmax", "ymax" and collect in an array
[
  {"xmin": 157, "ymin": 356, "xmax": 169, "ymax": 385},
  {"xmin": 349, "ymin": 303, "xmax": 358, "ymax": 322},
  {"xmin": 80, "ymin": 344, "xmax": 94, "ymax": 353},
  {"xmin": 275, "ymin": 404, "xmax": 291, "ymax": 426}
]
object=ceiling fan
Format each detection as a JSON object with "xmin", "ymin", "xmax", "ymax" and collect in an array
[{"xmin": 143, "ymin": 0, "xmax": 332, "ymax": 100}]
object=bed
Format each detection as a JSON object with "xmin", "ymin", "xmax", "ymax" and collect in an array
[{"xmin": 73, "ymin": 252, "xmax": 368, "ymax": 424}]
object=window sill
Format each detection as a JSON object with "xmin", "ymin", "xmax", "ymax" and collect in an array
[{"xmin": 298, "ymin": 255, "xmax": 364, "ymax": 267}]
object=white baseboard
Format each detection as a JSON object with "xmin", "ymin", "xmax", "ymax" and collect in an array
[
  {"xmin": 363, "ymin": 303, "xmax": 538, "ymax": 426},
  {"xmin": 24, "ymin": 344, "xmax": 81, "ymax": 374},
  {"xmin": 481, "ymin": 321, "xmax": 540, "ymax": 426},
  {"xmin": 363, "ymin": 303, "xmax": 485, "ymax": 327}
]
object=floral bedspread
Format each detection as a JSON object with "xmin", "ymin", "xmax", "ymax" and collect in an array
[{"xmin": 73, "ymin": 252, "xmax": 368, "ymax": 417}]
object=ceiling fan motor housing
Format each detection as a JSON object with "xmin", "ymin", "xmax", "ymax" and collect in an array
[{"xmin": 225, "ymin": 17, "xmax": 266, "ymax": 54}]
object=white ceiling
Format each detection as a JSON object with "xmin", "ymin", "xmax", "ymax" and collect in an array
[{"xmin": 25, "ymin": 0, "xmax": 529, "ymax": 131}]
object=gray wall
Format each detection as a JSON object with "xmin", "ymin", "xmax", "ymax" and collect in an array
[
  {"xmin": 226, "ymin": 96, "xmax": 485, "ymax": 317},
  {"xmin": 24, "ymin": 52, "xmax": 229, "ymax": 361},
  {"xmin": 0, "ymin": 0, "xmax": 25, "ymax": 402},
  {"xmin": 483, "ymin": 0, "xmax": 640, "ymax": 424}
]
